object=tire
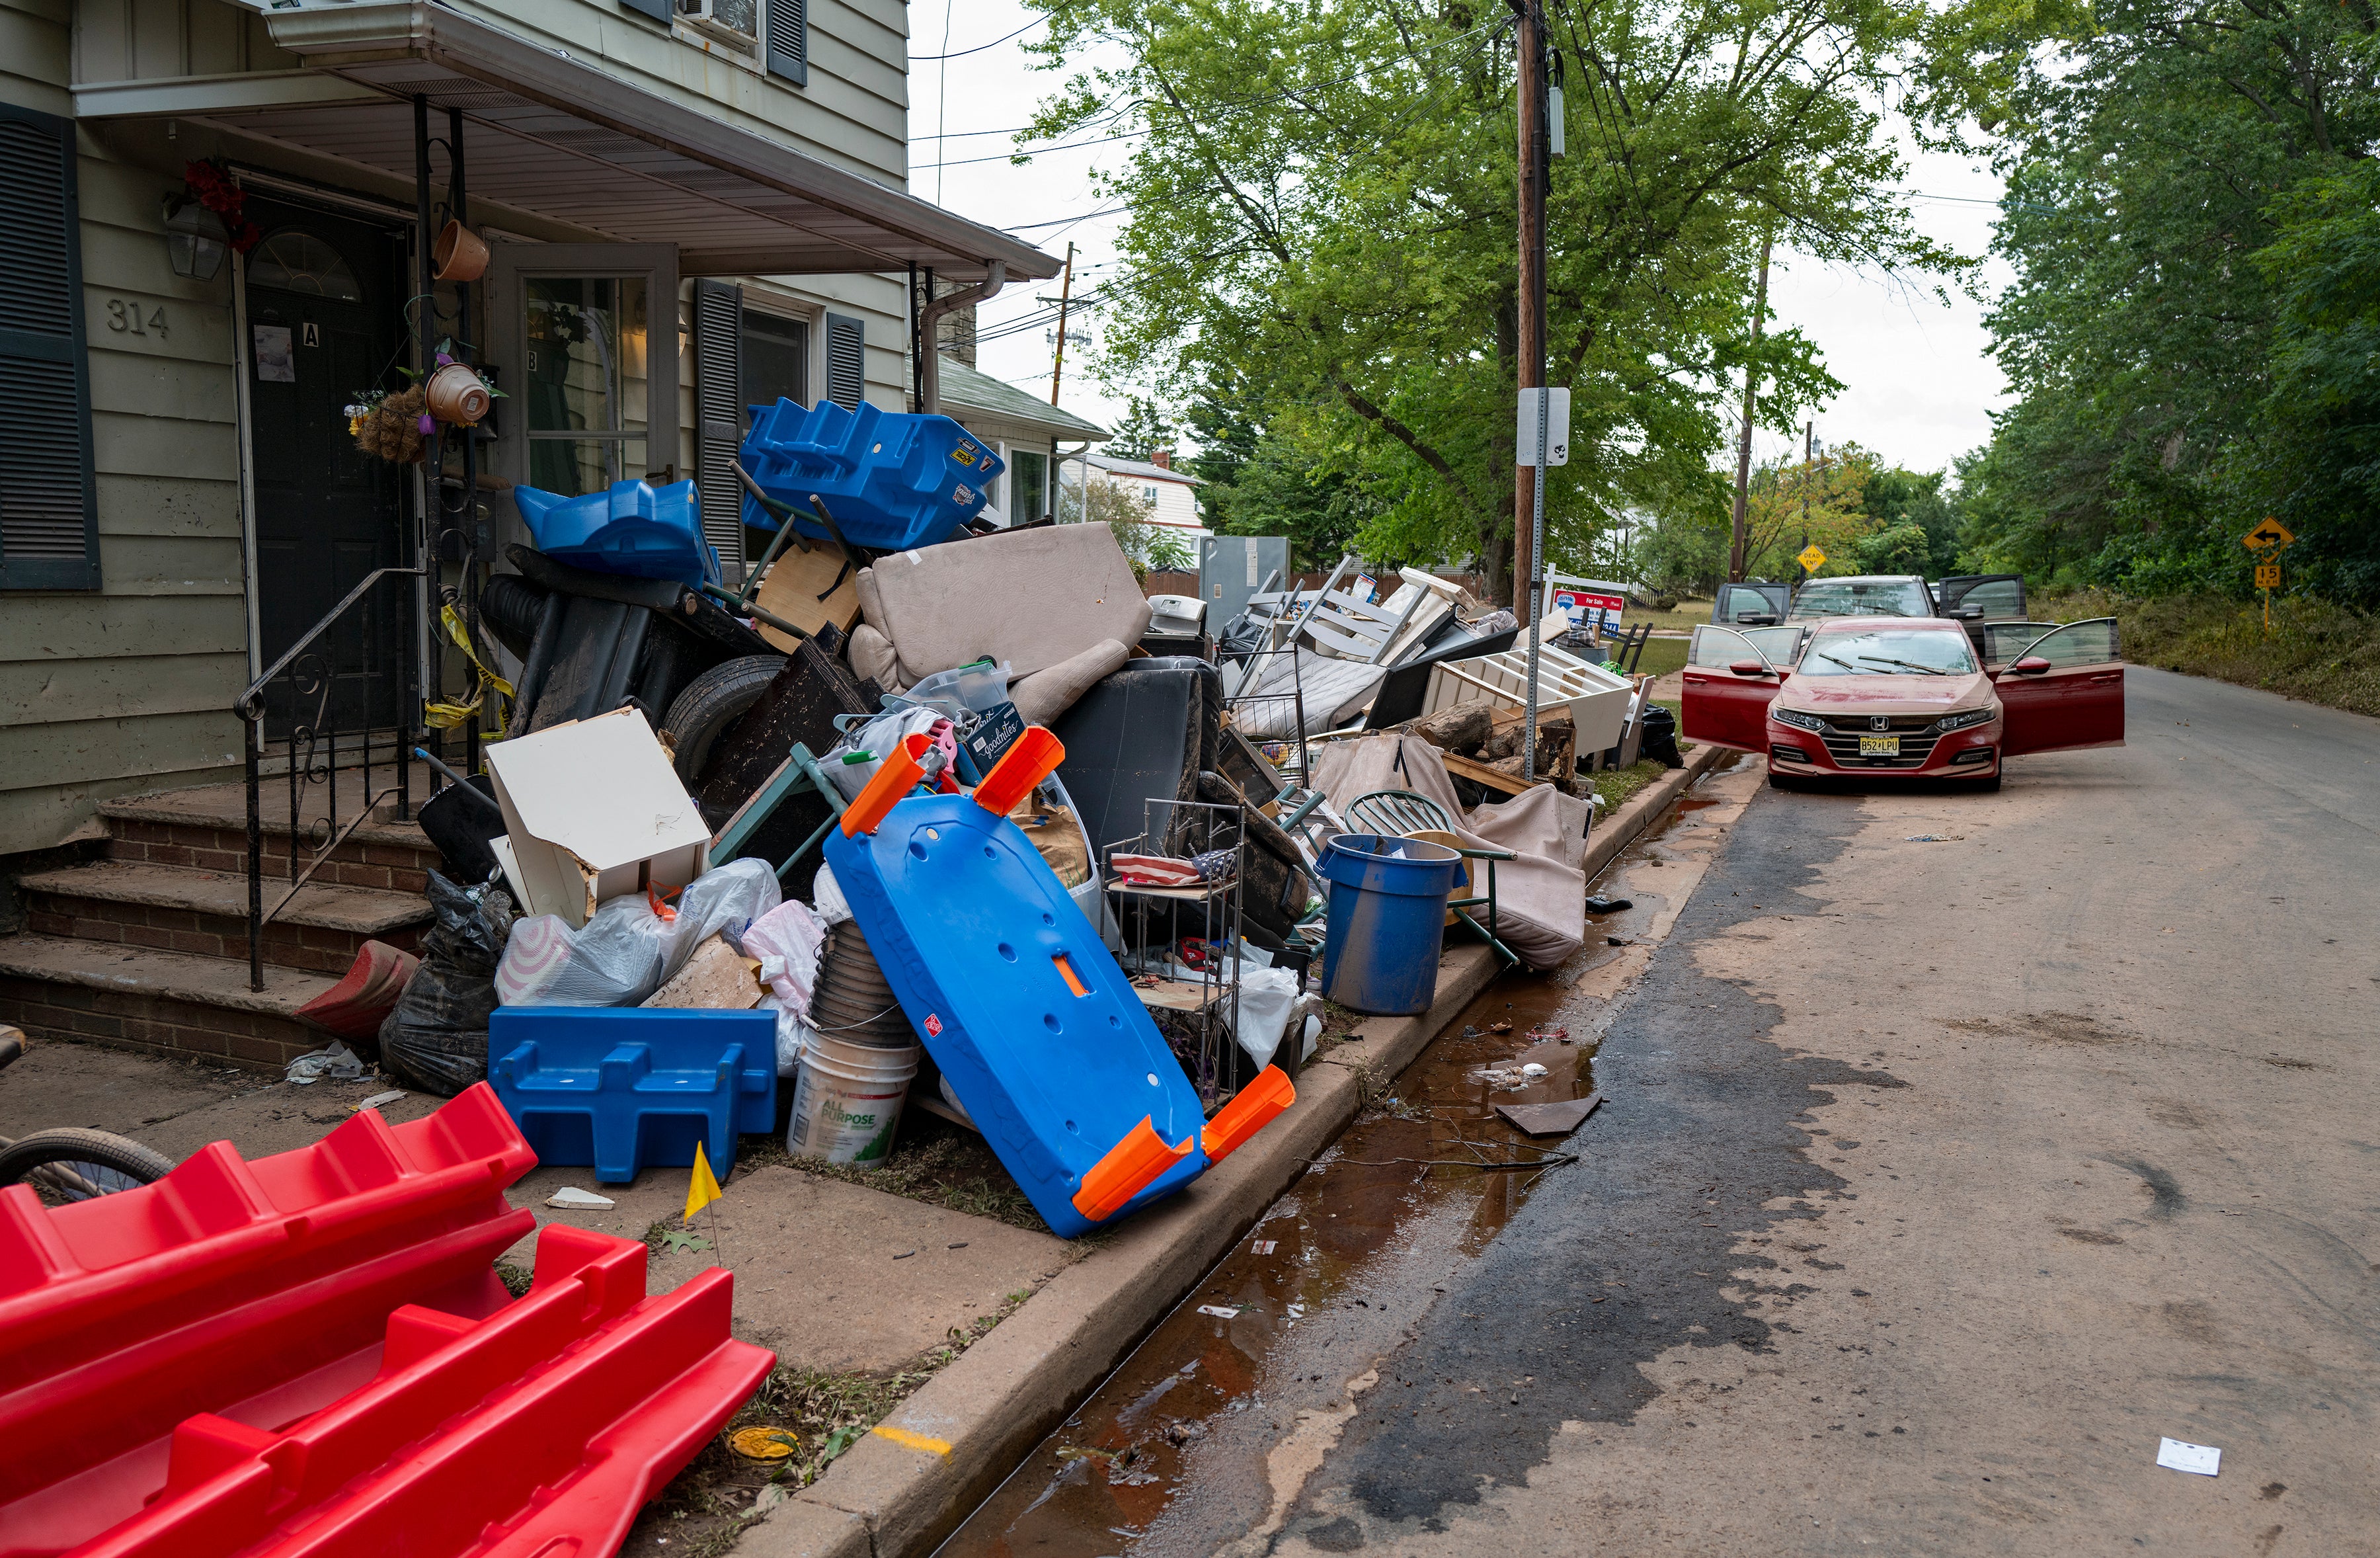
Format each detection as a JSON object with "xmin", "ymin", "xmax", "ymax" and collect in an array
[
  {"xmin": 0, "ymin": 1128, "xmax": 175, "ymax": 1203},
  {"xmin": 660, "ymin": 654, "xmax": 787, "ymax": 784},
  {"xmin": 1768, "ymin": 771, "xmax": 1801, "ymax": 791},
  {"xmin": 1968, "ymin": 773, "xmax": 2003, "ymax": 793}
]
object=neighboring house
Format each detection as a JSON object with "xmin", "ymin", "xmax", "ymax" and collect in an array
[
  {"xmin": 1078, "ymin": 451, "xmax": 1205, "ymax": 535},
  {"xmin": 934, "ymin": 356, "xmax": 1108, "ymax": 526},
  {"xmin": 0, "ymin": 0, "xmax": 1058, "ymax": 854}
]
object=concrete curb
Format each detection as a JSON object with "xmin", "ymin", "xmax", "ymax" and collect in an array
[
  {"xmin": 740, "ymin": 749, "xmax": 1724, "ymax": 1558},
  {"xmin": 742, "ymin": 942, "xmax": 1503, "ymax": 1558}
]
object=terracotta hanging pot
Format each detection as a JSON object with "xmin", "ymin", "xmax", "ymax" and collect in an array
[
  {"xmin": 432, "ymin": 219, "xmax": 490, "ymax": 282},
  {"xmin": 426, "ymin": 362, "xmax": 492, "ymax": 426}
]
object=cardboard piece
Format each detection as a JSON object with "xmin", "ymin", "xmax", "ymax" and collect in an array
[
  {"xmin": 753, "ymin": 538, "xmax": 864, "ymax": 649},
  {"xmin": 485, "ymin": 707, "xmax": 711, "ymax": 927},
  {"xmin": 641, "ymin": 934, "xmax": 766, "ymax": 1009}
]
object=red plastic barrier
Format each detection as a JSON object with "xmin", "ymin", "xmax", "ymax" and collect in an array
[{"xmin": 0, "ymin": 1083, "xmax": 774, "ymax": 1558}]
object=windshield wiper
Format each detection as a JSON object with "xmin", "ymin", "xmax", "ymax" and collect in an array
[
  {"xmin": 1811, "ymin": 651, "xmax": 1862, "ymax": 673},
  {"xmin": 1858, "ymin": 655, "xmax": 1949, "ymax": 676}
]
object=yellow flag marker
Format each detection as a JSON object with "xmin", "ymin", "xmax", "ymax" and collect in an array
[{"xmin": 685, "ymin": 1141, "xmax": 724, "ymax": 1221}]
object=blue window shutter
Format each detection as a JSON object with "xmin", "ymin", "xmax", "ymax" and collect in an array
[
  {"xmin": 620, "ymin": 0, "xmax": 671, "ymax": 25},
  {"xmin": 766, "ymin": 0, "xmax": 807, "ymax": 86},
  {"xmin": 0, "ymin": 104, "xmax": 99, "ymax": 591}
]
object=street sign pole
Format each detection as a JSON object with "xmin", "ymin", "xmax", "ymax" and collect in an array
[
  {"xmin": 2242, "ymin": 517, "xmax": 2294, "ymax": 639},
  {"xmin": 1526, "ymin": 388, "xmax": 1548, "ymax": 782}
]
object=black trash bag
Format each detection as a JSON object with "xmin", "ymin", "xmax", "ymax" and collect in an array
[
  {"xmin": 377, "ymin": 871, "xmax": 516, "ymax": 1097},
  {"xmin": 1638, "ymin": 704, "xmax": 1685, "ymax": 769}
]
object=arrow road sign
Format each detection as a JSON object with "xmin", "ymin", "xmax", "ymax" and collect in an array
[{"xmin": 2243, "ymin": 517, "xmax": 2295, "ymax": 551}]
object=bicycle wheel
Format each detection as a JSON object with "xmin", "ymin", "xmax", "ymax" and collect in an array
[{"xmin": 0, "ymin": 1128, "xmax": 176, "ymax": 1204}]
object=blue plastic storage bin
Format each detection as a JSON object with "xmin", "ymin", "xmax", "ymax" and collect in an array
[
  {"xmin": 513, "ymin": 477, "xmax": 721, "ymax": 589},
  {"xmin": 736, "ymin": 397, "xmax": 1004, "ymax": 552},
  {"xmin": 1316, "ymin": 834, "xmax": 1462, "ymax": 1015},
  {"xmin": 489, "ymin": 1007, "xmax": 775, "ymax": 1184}
]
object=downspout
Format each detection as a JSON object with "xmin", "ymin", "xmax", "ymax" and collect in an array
[{"xmin": 917, "ymin": 261, "xmax": 1004, "ymax": 415}]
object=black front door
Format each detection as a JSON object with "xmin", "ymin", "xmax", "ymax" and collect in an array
[{"xmin": 244, "ymin": 198, "xmax": 408, "ymax": 735}]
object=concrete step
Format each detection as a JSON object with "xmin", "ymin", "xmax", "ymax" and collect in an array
[
  {"xmin": 17, "ymin": 860, "xmax": 434, "ymax": 976},
  {"xmin": 0, "ymin": 936, "xmax": 339, "ymax": 1073}
]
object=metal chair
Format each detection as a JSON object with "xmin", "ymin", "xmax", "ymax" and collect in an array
[{"xmin": 1341, "ymin": 789, "xmax": 1519, "ymax": 967}]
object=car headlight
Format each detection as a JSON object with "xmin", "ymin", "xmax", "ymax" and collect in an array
[
  {"xmin": 1932, "ymin": 706, "xmax": 1997, "ymax": 734},
  {"xmin": 1771, "ymin": 708, "xmax": 1828, "ymax": 732}
]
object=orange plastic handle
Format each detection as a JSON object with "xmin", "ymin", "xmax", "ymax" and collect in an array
[
  {"xmin": 1199, "ymin": 1065, "xmax": 1296, "ymax": 1163},
  {"xmin": 972, "ymin": 727, "xmax": 1065, "ymax": 818},
  {"xmin": 1070, "ymin": 1115, "xmax": 1193, "ymax": 1223},
  {"xmin": 840, "ymin": 732, "xmax": 929, "ymax": 838}
]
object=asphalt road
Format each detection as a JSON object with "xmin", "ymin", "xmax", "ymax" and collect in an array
[{"xmin": 1238, "ymin": 668, "xmax": 2380, "ymax": 1555}]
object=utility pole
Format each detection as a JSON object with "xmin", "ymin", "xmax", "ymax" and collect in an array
[
  {"xmin": 1048, "ymin": 242, "xmax": 1076, "ymax": 406},
  {"xmin": 1798, "ymin": 421, "xmax": 1814, "ymax": 578},
  {"xmin": 1510, "ymin": 0, "xmax": 1546, "ymax": 627},
  {"xmin": 1729, "ymin": 233, "xmax": 1772, "ymax": 583}
]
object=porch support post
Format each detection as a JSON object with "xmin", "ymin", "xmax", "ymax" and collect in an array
[
  {"xmin": 448, "ymin": 104, "xmax": 481, "ymax": 781},
  {"xmin": 413, "ymin": 93, "xmax": 437, "ymax": 805}
]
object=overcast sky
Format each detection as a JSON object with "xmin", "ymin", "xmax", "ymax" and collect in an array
[{"xmin": 910, "ymin": 5, "xmax": 2011, "ymax": 481}]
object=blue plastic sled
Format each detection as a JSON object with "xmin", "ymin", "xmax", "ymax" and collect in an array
[
  {"xmin": 737, "ymin": 397, "xmax": 1004, "ymax": 553},
  {"xmin": 514, "ymin": 477, "xmax": 721, "ymax": 589},
  {"xmin": 489, "ymin": 1006, "xmax": 775, "ymax": 1184},
  {"xmin": 822, "ymin": 736, "xmax": 1216, "ymax": 1237}
]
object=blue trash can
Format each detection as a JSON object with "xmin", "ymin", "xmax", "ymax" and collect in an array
[{"xmin": 1316, "ymin": 834, "xmax": 1463, "ymax": 1014}]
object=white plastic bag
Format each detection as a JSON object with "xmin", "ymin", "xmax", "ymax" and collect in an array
[
  {"xmin": 496, "ymin": 895, "xmax": 669, "ymax": 1006},
  {"xmin": 1224, "ymin": 965, "xmax": 1304, "ymax": 1070},
  {"xmin": 742, "ymin": 899, "xmax": 825, "ymax": 1017},
  {"xmin": 811, "ymin": 862, "xmax": 854, "ymax": 926},
  {"xmin": 664, "ymin": 858, "xmax": 781, "ymax": 981}
]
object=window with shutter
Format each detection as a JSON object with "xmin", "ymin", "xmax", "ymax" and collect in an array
[
  {"xmin": 766, "ymin": 0, "xmax": 808, "ymax": 85},
  {"xmin": 822, "ymin": 311, "xmax": 865, "ymax": 411},
  {"xmin": 0, "ymin": 106, "xmax": 98, "ymax": 591},
  {"xmin": 619, "ymin": 0, "xmax": 672, "ymax": 24},
  {"xmin": 692, "ymin": 278, "xmax": 745, "ymax": 579}
]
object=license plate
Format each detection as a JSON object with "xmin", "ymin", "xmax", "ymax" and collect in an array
[{"xmin": 1858, "ymin": 735, "xmax": 1900, "ymax": 757}]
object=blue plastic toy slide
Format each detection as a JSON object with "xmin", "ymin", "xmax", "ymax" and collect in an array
[{"xmin": 820, "ymin": 730, "xmax": 1292, "ymax": 1237}]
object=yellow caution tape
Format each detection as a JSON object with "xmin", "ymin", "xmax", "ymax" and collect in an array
[{"xmin": 422, "ymin": 602, "xmax": 515, "ymax": 731}]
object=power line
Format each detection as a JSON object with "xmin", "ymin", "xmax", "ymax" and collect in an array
[
  {"xmin": 913, "ymin": 128, "xmax": 1148, "ymax": 172},
  {"xmin": 913, "ymin": 13, "xmax": 1047, "ymax": 60}
]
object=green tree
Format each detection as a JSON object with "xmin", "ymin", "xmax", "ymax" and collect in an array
[
  {"xmin": 1105, "ymin": 395, "xmax": 1177, "ymax": 462},
  {"xmin": 1023, "ymin": 0, "xmax": 1960, "ymax": 604}
]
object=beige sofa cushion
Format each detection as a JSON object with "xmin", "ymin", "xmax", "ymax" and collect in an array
[{"xmin": 853, "ymin": 525, "xmax": 1153, "ymax": 690}]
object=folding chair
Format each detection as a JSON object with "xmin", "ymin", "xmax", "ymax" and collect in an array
[{"xmin": 1341, "ymin": 789, "xmax": 1519, "ymax": 967}]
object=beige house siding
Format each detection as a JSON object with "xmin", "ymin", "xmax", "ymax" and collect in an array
[{"xmin": 1, "ymin": 0, "xmax": 250, "ymax": 852}]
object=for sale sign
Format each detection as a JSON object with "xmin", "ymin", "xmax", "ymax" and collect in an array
[{"xmin": 1547, "ymin": 575, "xmax": 1629, "ymax": 635}]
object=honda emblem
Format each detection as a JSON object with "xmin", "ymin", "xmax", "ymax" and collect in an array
[{"xmin": 1870, "ymin": 716, "xmax": 1891, "ymax": 732}]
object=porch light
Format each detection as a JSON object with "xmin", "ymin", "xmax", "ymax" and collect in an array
[{"xmin": 163, "ymin": 197, "xmax": 229, "ymax": 281}]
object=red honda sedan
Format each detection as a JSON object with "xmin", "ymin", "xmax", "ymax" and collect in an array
[{"xmin": 1680, "ymin": 616, "xmax": 2125, "ymax": 790}]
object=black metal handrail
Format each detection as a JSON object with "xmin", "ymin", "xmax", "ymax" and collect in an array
[{"xmin": 241, "ymin": 566, "xmax": 424, "ymax": 992}]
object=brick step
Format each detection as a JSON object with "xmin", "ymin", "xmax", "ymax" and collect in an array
[
  {"xmin": 0, "ymin": 936, "xmax": 339, "ymax": 1073},
  {"xmin": 98, "ymin": 797, "xmax": 443, "ymax": 895},
  {"xmin": 17, "ymin": 861, "xmax": 434, "ymax": 977}
]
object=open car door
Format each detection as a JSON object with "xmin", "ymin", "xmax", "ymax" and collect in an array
[
  {"xmin": 1938, "ymin": 575, "xmax": 2029, "ymax": 655},
  {"xmin": 1713, "ymin": 582, "xmax": 1791, "ymax": 626},
  {"xmin": 1997, "ymin": 618, "xmax": 2125, "ymax": 756},
  {"xmin": 1980, "ymin": 620, "xmax": 2062, "ymax": 669},
  {"xmin": 1682, "ymin": 625, "xmax": 1785, "ymax": 752}
]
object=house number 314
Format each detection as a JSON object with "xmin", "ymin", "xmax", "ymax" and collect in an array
[{"xmin": 106, "ymin": 299, "xmax": 169, "ymax": 338}]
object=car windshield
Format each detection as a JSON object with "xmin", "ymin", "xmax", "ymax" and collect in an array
[
  {"xmin": 1800, "ymin": 628, "xmax": 1978, "ymax": 676},
  {"xmin": 1789, "ymin": 579, "xmax": 1931, "ymax": 619}
]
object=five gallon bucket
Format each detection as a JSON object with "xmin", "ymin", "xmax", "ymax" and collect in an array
[
  {"xmin": 787, "ymin": 1034, "xmax": 921, "ymax": 1163},
  {"xmin": 1316, "ymin": 833, "xmax": 1462, "ymax": 1015}
]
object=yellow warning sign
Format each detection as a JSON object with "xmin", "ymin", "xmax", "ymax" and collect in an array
[
  {"xmin": 2254, "ymin": 563, "xmax": 2281, "ymax": 589},
  {"xmin": 2242, "ymin": 517, "xmax": 2295, "ymax": 551},
  {"xmin": 1796, "ymin": 544, "xmax": 1827, "ymax": 573}
]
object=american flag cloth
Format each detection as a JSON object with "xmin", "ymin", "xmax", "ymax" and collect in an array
[{"xmin": 1109, "ymin": 853, "xmax": 1203, "ymax": 887}]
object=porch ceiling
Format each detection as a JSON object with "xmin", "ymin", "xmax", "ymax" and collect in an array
[{"xmin": 186, "ymin": 3, "xmax": 1053, "ymax": 281}]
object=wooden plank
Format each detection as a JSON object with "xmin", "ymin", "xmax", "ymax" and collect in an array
[
  {"xmin": 96, "ymin": 472, "xmax": 242, "ymax": 539},
  {"xmin": 0, "ymin": 758, "xmax": 242, "ymax": 854},
  {"xmin": 1135, "ymin": 977, "xmax": 1222, "ymax": 1014},
  {"xmin": 1440, "ymin": 751, "xmax": 1547, "ymax": 798},
  {"xmin": 0, "ymin": 708, "xmax": 243, "ymax": 796},
  {"xmin": 93, "ymin": 533, "xmax": 245, "ymax": 596},
  {"xmin": 641, "ymin": 934, "xmax": 764, "ymax": 1009},
  {"xmin": 0, "ymin": 593, "xmax": 247, "ymax": 660},
  {"xmin": 0, "ymin": 651, "xmax": 248, "ymax": 727}
]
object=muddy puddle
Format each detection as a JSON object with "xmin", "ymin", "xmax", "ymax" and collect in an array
[{"xmin": 935, "ymin": 780, "xmax": 1748, "ymax": 1558}]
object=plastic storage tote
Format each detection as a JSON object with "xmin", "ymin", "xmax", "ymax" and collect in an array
[
  {"xmin": 514, "ymin": 476, "xmax": 721, "ymax": 589},
  {"xmin": 1316, "ymin": 833, "xmax": 1462, "ymax": 1014},
  {"xmin": 737, "ymin": 396, "xmax": 1005, "ymax": 552}
]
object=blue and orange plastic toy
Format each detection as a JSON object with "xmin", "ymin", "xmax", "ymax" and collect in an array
[{"xmin": 823, "ymin": 727, "xmax": 1294, "ymax": 1237}]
